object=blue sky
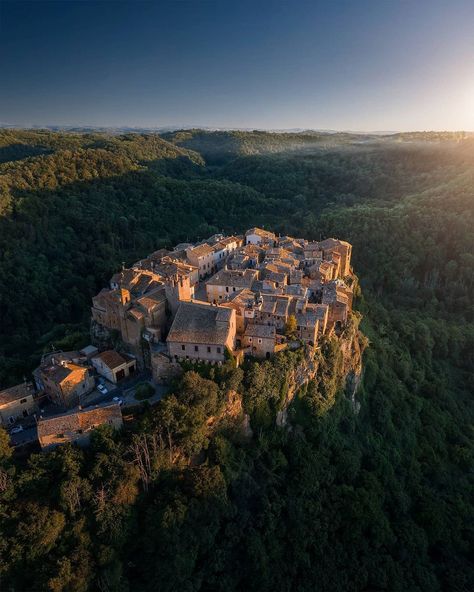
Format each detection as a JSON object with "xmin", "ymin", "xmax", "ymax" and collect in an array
[{"xmin": 1, "ymin": 0, "xmax": 473, "ymax": 130}]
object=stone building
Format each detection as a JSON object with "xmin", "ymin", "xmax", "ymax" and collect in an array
[
  {"xmin": 295, "ymin": 312, "xmax": 319, "ymax": 345},
  {"xmin": 206, "ymin": 268, "xmax": 258, "ymax": 303},
  {"xmin": 186, "ymin": 243, "xmax": 215, "ymax": 279},
  {"xmin": 245, "ymin": 227, "xmax": 277, "ymax": 246},
  {"xmin": 256, "ymin": 294, "xmax": 293, "ymax": 331},
  {"xmin": 318, "ymin": 238, "xmax": 352, "ymax": 277},
  {"xmin": 37, "ymin": 403, "xmax": 123, "ymax": 451},
  {"xmin": 34, "ymin": 357, "xmax": 95, "ymax": 408},
  {"xmin": 120, "ymin": 289, "xmax": 168, "ymax": 348},
  {"xmin": 243, "ymin": 324, "xmax": 276, "ymax": 359},
  {"xmin": 221, "ymin": 288, "xmax": 259, "ymax": 334},
  {"xmin": 322, "ymin": 281, "xmax": 352, "ymax": 328},
  {"xmin": 92, "ymin": 350, "xmax": 137, "ymax": 383},
  {"xmin": 167, "ymin": 302, "xmax": 236, "ymax": 363},
  {"xmin": 90, "ymin": 227, "xmax": 355, "ymax": 373},
  {"xmin": 0, "ymin": 382, "xmax": 37, "ymax": 427},
  {"xmin": 210, "ymin": 236, "xmax": 243, "ymax": 270},
  {"xmin": 91, "ymin": 287, "xmax": 131, "ymax": 332}
]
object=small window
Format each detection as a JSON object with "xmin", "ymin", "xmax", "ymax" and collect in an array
[
  {"xmin": 194, "ymin": 345, "xmax": 199, "ymax": 352},
  {"xmin": 248, "ymin": 337, "xmax": 252, "ymax": 343},
  {"xmin": 181, "ymin": 344, "xmax": 185, "ymax": 351},
  {"xmin": 207, "ymin": 346, "xmax": 211, "ymax": 353},
  {"xmin": 258, "ymin": 339, "xmax": 262, "ymax": 344},
  {"xmin": 217, "ymin": 347, "xmax": 221, "ymax": 354},
  {"xmin": 226, "ymin": 286, "xmax": 229, "ymax": 292},
  {"xmin": 233, "ymin": 287, "xmax": 236, "ymax": 292},
  {"xmin": 20, "ymin": 398, "xmax": 27, "ymax": 404}
]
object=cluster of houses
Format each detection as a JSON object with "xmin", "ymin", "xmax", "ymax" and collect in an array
[
  {"xmin": 0, "ymin": 226, "xmax": 355, "ymax": 451},
  {"xmin": 90, "ymin": 226, "xmax": 355, "ymax": 382},
  {"xmin": 0, "ymin": 345, "xmax": 132, "ymax": 450}
]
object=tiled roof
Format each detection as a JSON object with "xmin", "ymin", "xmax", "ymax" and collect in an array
[
  {"xmin": 167, "ymin": 302, "xmax": 233, "ymax": 345},
  {"xmin": 128, "ymin": 307, "xmax": 144, "ymax": 321},
  {"xmin": 131, "ymin": 273, "xmax": 158, "ymax": 295},
  {"xmin": 218, "ymin": 236, "xmax": 240, "ymax": 247},
  {"xmin": 37, "ymin": 403, "xmax": 122, "ymax": 441},
  {"xmin": 110, "ymin": 268, "xmax": 138, "ymax": 286},
  {"xmin": 0, "ymin": 382, "xmax": 35, "ymax": 406},
  {"xmin": 42, "ymin": 363, "xmax": 88, "ymax": 386},
  {"xmin": 241, "ymin": 244, "xmax": 264, "ymax": 256},
  {"xmin": 304, "ymin": 242, "xmax": 321, "ymax": 251},
  {"xmin": 207, "ymin": 269, "xmax": 258, "ymax": 289},
  {"xmin": 79, "ymin": 345, "xmax": 98, "ymax": 357},
  {"xmin": 296, "ymin": 312, "xmax": 318, "ymax": 328},
  {"xmin": 284, "ymin": 284, "xmax": 307, "ymax": 296},
  {"xmin": 260, "ymin": 294, "xmax": 292, "ymax": 316},
  {"xmin": 147, "ymin": 257, "xmax": 197, "ymax": 278},
  {"xmin": 228, "ymin": 288, "xmax": 257, "ymax": 308},
  {"xmin": 93, "ymin": 288, "xmax": 122, "ymax": 306},
  {"xmin": 246, "ymin": 227, "xmax": 276, "ymax": 239},
  {"xmin": 319, "ymin": 238, "xmax": 351, "ymax": 249},
  {"xmin": 312, "ymin": 304, "xmax": 329, "ymax": 319},
  {"xmin": 244, "ymin": 324, "xmax": 276, "ymax": 339},
  {"xmin": 136, "ymin": 289, "xmax": 167, "ymax": 312},
  {"xmin": 275, "ymin": 299, "xmax": 290, "ymax": 316},
  {"xmin": 93, "ymin": 350, "xmax": 133, "ymax": 370},
  {"xmin": 265, "ymin": 270, "xmax": 287, "ymax": 284},
  {"xmin": 188, "ymin": 243, "xmax": 213, "ymax": 258},
  {"xmin": 149, "ymin": 248, "xmax": 172, "ymax": 259},
  {"xmin": 322, "ymin": 282, "xmax": 350, "ymax": 305}
]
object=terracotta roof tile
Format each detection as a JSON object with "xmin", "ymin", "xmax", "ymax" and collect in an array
[
  {"xmin": 167, "ymin": 302, "xmax": 233, "ymax": 345},
  {"xmin": 0, "ymin": 382, "xmax": 35, "ymax": 406}
]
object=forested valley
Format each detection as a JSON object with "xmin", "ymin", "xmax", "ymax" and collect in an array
[{"xmin": 0, "ymin": 129, "xmax": 473, "ymax": 591}]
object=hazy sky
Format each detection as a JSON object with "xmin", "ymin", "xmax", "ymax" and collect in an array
[{"xmin": 1, "ymin": 0, "xmax": 473, "ymax": 131}]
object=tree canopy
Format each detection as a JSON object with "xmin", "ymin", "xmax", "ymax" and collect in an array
[{"xmin": 0, "ymin": 129, "xmax": 473, "ymax": 591}]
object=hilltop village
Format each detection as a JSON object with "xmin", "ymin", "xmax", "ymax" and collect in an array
[
  {"xmin": 0, "ymin": 227, "xmax": 357, "ymax": 450},
  {"xmin": 90, "ymin": 227, "xmax": 355, "ymax": 377}
]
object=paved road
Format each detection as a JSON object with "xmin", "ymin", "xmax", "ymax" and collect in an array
[
  {"xmin": 83, "ymin": 372, "xmax": 168, "ymax": 409},
  {"xmin": 8, "ymin": 374, "xmax": 169, "ymax": 448}
]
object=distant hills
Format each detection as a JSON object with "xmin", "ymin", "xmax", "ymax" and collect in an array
[{"xmin": 1, "ymin": 122, "xmax": 472, "ymax": 136}]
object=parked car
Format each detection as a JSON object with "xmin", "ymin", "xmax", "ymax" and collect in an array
[
  {"xmin": 112, "ymin": 396, "xmax": 123, "ymax": 406},
  {"xmin": 97, "ymin": 383, "xmax": 108, "ymax": 395},
  {"xmin": 10, "ymin": 425, "xmax": 24, "ymax": 434}
]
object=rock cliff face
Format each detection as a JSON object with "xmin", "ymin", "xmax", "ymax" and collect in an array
[
  {"xmin": 277, "ymin": 314, "xmax": 367, "ymax": 425},
  {"xmin": 207, "ymin": 390, "xmax": 253, "ymax": 439},
  {"xmin": 276, "ymin": 346, "xmax": 319, "ymax": 426},
  {"xmin": 340, "ymin": 319, "xmax": 366, "ymax": 412}
]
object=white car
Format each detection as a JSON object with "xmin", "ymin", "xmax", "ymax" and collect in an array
[
  {"xmin": 10, "ymin": 425, "xmax": 24, "ymax": 434},
  {"xmin": 112, "ymin": 396, "xmax": 123, "ymax": 406},
  {"xmin": 97, "ymin": 383, "xmax": 108, "ymax": 395}
]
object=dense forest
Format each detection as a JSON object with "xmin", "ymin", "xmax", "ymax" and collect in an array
[{"xmin": 0, "ymin": 129, "xmax": 473, "ymax": 591}]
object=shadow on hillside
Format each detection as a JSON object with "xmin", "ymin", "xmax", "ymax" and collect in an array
[
  {"xmin": 0, "ymin": 165, "xmax": 288, "ymax": 384},
  {"xmin": 0, "ymin": 143, "xmax": 53, "ymax": 163}
]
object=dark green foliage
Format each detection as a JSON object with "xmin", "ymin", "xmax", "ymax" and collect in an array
[
  {"xmin": 134, "ymin": 382, "xmax": 155, "ymax": 401},
  {"xmin": 0, "ymin": 130, "xmax": 473, "ymax": 591}
]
